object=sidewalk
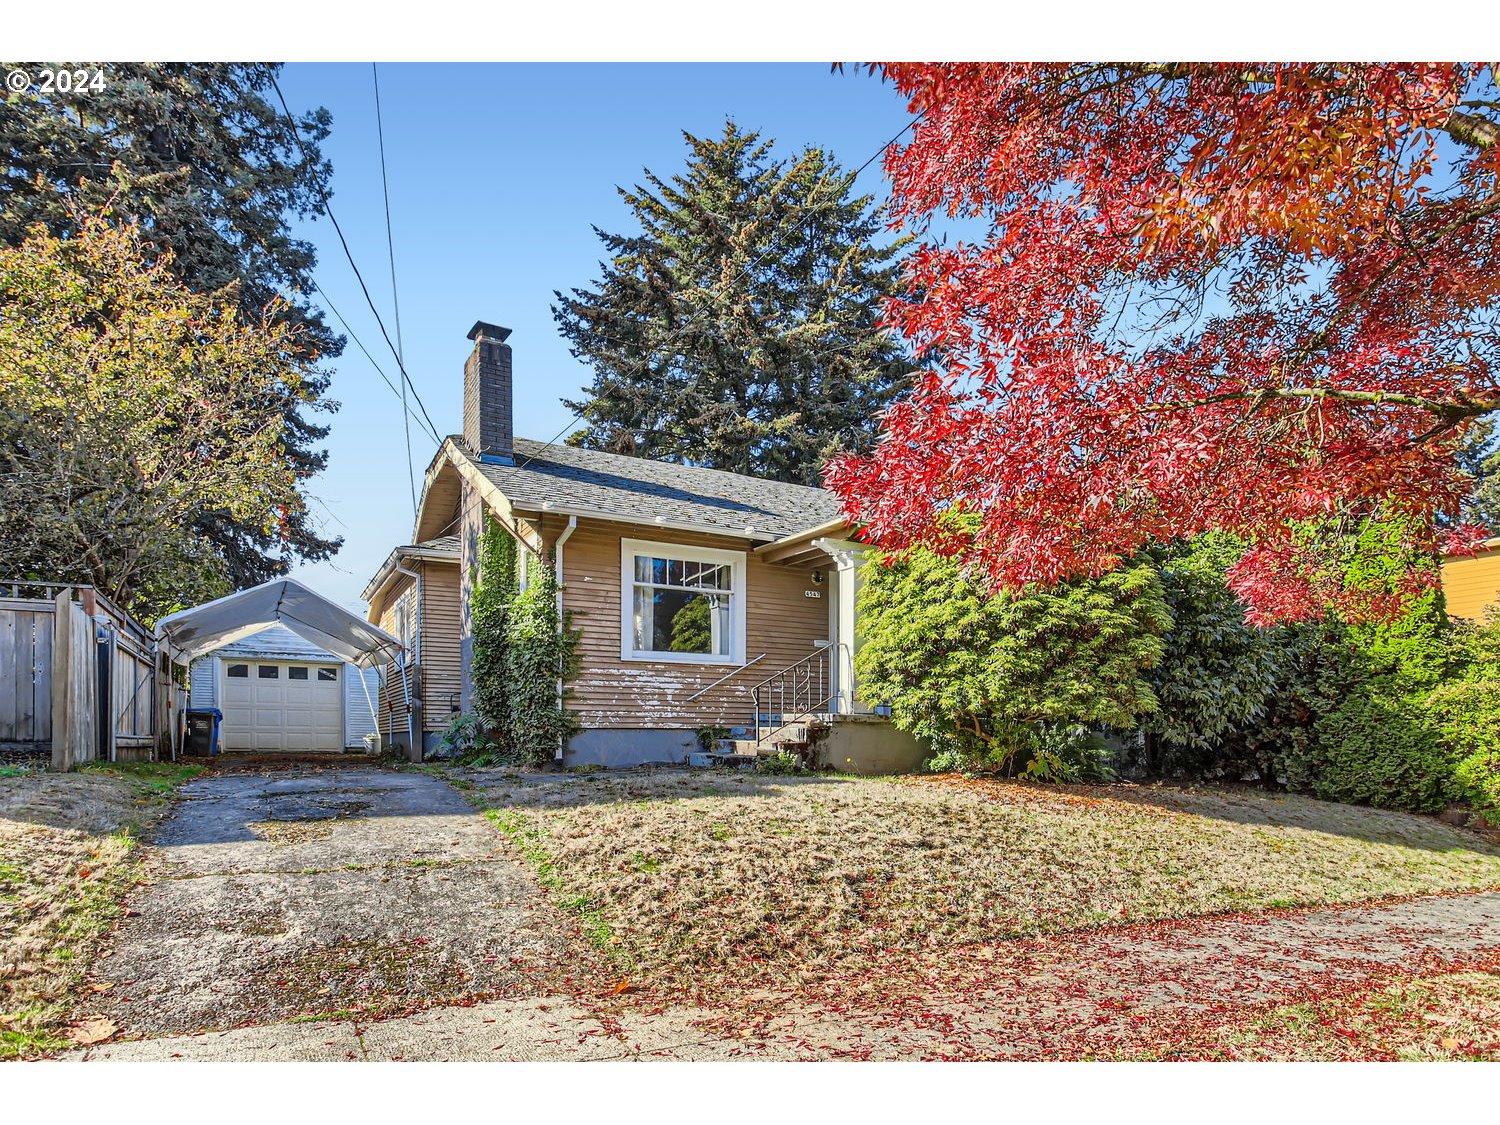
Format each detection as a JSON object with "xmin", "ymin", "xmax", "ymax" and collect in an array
[{"xmin": 71, "ymin": 889, "xmax": 1500, "ymax": 1061}]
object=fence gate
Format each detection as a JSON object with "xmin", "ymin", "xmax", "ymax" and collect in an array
[
  {"xmin": 0, "ymin": 591, "xmax": 53, "ymax": 753},
  {"xmin": 0, "ymin": 582, "xmax": 159, "ymax": 769}
]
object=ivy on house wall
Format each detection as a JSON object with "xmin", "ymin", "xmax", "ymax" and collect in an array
[
  {"xmin": 470, "ymin": 516, "xmax": 518, "ymax": 748},
  {"xmin": 468, "ymin": 516, "xmax": 580, "ymax": 766}
]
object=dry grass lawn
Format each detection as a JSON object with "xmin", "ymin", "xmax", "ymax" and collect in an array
[
  {"xmin": 457, "ymin": 768, "xmax": 1500, "ymax": 992},
  {"xmin": 0, "ymin": 762, "xmax": 197, "ymax": 1058}
]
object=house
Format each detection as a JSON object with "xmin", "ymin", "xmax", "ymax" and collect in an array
[
  {"xmin": 1442, "ymin": 536, "xmax": 1500, "ymax": 621},
  {"xmin": 185, "ymin": 623, "xmax": 382, "ymax": 753},
  {"xmin": 361, "ymin": 537, "xmax": 462, "ymax": 754},
  {"xmin": 363, "ymin": 321, "xmax": 923, "ymax": 771}
]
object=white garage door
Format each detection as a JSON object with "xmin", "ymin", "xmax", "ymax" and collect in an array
[{"xmin": 220, "ymin": 660, "xmax": 343, "ymax": 752}]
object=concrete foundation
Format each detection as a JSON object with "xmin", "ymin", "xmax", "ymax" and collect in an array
[
  {"xmin": 559, "ymin": 719, "xmax": 926, "ymax": 774},
  {"xmin": 813, "ymin": 716, "xmax": 927, "ymax": 776},
  {"xmin": 564, "ymin": 728, "xmax": 696, "ymax": 769}
]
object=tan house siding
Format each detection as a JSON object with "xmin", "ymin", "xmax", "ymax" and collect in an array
[
  {"xmin": 373, "ymin": 572, "xmax": 414, "ymax": 740},
  {"xmin": 1443, "ymin": 545, "xmax": 1500, "ymax": 621},
  {"xmin": 420, "ymin": 561, "xmax": 463, "ymax": 727},
  {"xmin": 371, "ymin": 561, "xmax": 462, "ymax": 742},
  {"xmin": 540, "ymin": 515, "xmax": 831, "ymax": 730}
]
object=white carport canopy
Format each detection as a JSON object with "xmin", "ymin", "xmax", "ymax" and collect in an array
[{"xmin": 156, "ymin": 579, "xmax": 403, "ymax": 669}]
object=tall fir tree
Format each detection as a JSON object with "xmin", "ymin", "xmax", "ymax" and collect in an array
[
  {"xmin": 1457, "ymin": 419, "xmax": 1500, "ymax": 534},
  {"xmin": 553, "ymin": 122, "xmax": 914, "ymax": 485},
  {"xmin": 0, "ymin": 62, "xmax": 341, "ymax": 585}
]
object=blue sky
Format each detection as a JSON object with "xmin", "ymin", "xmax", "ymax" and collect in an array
[{"xmin": 275, "ymin": 63, "xmax": 917, "ymax": 609}]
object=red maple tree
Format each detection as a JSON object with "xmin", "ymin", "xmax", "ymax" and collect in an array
[{"xmin": 826, "ymin": 63, "xmax": 1500, "ymax": 622}]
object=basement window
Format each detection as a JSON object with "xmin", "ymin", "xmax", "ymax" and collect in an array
[{"xmin": 620, "ymin": 539, "xmax": 745, "ymax": 665}]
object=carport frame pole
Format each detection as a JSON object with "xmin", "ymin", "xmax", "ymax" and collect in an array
[{"xmin": 359, "ymin": 663, "xmax": 379, "ymax": 749}]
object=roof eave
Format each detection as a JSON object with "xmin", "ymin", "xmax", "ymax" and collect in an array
[
  {"xmin": 509, "ymin": 500, "xmax": 785, "ymax": 543},
  {"xmin": 360, "ymin": 544, "xmax": 460, "ymax": 610},
  {"xmin": 752, "ymin": 517, "xmax": 853, "ymax": 557}
]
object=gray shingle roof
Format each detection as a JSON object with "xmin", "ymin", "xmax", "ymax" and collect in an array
[
  {"xmin": 414, "ymin": 535, "xmax": 459, "ymax": 555},
  {"xmin": 460, "ymin": 437, "xmax": 843, "ymax": 540}
]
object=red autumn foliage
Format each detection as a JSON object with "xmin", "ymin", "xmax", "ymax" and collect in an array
[{"xmin": 827, "ymin": 63, "xmax": 1500, "ymax": 622}]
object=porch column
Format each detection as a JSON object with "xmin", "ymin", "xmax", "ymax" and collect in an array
[{"xmin": 814, "ymin": 539, "xmax": 870, "ymax": 715}]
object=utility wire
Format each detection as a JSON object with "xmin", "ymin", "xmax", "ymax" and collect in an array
[
  {"xmin": 372, "ymin": 62, "xmax": 417, "ymax": 518},
  {"xmin": 516, "ymin": 110, "xmax": 925, "ymax": 468},
  {"xmin": 269, "ymin": 72, "xmax": 442, "ymax": 446},
  {"xmin": 310, "ymin": 279, "xmax": 441, "ymax": 445}
]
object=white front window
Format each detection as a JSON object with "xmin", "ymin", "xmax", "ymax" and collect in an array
[{"xmin": 620, "ymin": 539, "xmax": 746, "ymax": 665}]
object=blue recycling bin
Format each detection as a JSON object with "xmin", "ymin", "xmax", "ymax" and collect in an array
[{"xmin": 184, "ymin": 708, "xmax": 222, "ymax": 756}]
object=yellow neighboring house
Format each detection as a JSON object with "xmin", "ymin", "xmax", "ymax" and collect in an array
[{"xmin": 1442, "ymin": 536, "xmax": 1500, "ymax": 620}]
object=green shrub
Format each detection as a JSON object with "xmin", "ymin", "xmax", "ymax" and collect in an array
[
  {"xmin": 1428, "ymin": 678, "xmax": 1500, "ymax": 814},
  {"xmin": 1298, "ymin": 691, "xmax": 1453, "ymax": 813},
  {"xmin": 856, "ymin": 523, "xmax": 1170, "ymax": 775},
  {"xmin": 1450, "ymin": 608, "xmax": 1500, "ymax": 679},
  {"xmin": 754, "ymin": 750, "xmax": 809, "ymax": 776},
  {"xmin": 435, "ymin": 713, "xmax": 482, "ymax": 759},
  {"xmin": 1339, "ymin": 514, "xmax": 1452, "ymax": 692},
  {"xmin": 1019, "ymin": 725, "xmax": 1117, "ymax": 783},
  {"xmin": 1136, "ymin": 535, "xmax": 1280, "ymax": 778}
]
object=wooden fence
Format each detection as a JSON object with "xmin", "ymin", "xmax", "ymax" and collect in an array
[
  {"xmin": 0, "ymin": 587, "xmax": 55, "ymax": 751},
  {"xmin": 0, "ymin": 582, "xmax": 164, "ymax": 770}
]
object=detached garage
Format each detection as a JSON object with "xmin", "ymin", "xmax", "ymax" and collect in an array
[
  {"xmin": 188, "ymin": 626, "xmax": 382, "ymax": 752},
  {"xmin": 159, "ymin": 579, "xmax": 403, "ymax": 757}
]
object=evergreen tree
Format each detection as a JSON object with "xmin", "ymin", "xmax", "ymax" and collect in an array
[
  {"xmin": 553, "ymin": 122, "xmax": 914, "ymax": 485},
  {"xmin": 1457, "ymin": 419, "xmax": 1500, "ymax": 534},
  {"xmin": 0, "ymin": 62, "xmax": 341, "ymax": 585}
]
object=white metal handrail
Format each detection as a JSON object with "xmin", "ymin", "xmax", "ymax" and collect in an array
[{"xmin": 682, "ymin": 653, "xmax": 768, "ymax": 704}]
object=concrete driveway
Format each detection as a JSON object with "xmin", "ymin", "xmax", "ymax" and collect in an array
[{"xmin": 75, "ymin": 766, "xmax": 582, "ymax": 1040}]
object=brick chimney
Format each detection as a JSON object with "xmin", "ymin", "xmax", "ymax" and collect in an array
[{"xmin": 463, "ymin": 321, "xmax": 514, "ymax": 464}]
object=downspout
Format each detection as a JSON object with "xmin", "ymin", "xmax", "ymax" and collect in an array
[
  {"xmin": 553, "ymin": 516, "xmax": 577, "ymax": 764},
  {"xmin": 395, "ymin": 562, "xmax": 423, "ymax": 758}
]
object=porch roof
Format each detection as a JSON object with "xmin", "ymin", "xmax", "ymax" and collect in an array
[{"xmin": 359, "ymin": 536, "xmax": 461, "ymax": 609}]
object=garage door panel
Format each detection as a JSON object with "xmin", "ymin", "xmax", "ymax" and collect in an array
[{"xmin": 218, "ymin": 661, "xmax": 342, "ymax": 752}]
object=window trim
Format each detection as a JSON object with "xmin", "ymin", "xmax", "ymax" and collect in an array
[{"xmin": 619, "ymin": 538, "xmax": 747, "ymax": 666}]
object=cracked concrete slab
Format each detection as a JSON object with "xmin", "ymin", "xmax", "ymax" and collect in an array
[{"xmin": 78, "ymin": 766, "xmax": 581, "ymax": 1039}]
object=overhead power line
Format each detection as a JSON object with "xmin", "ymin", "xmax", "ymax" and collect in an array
[
  {"xmin": 371, "ymin": 62, "xmax": 418, "ymax": 518},
  {"xmin": 309, "ymin": 280, "xmax": 441, "ymax": 446},
  {"xmin": 269, "ymin": 72, "xmax": 442, "ymax": 448}
]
